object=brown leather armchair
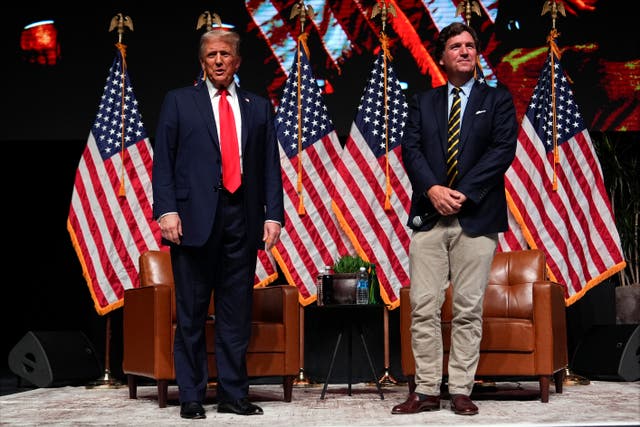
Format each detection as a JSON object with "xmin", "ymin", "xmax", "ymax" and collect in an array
[
  {"xmin": 399, "ymin": 249, "xmax": 568, "ymax": 402},
  {"xmin": 122, "ymin": 250, "xmax": 300, "ymax": 408}
]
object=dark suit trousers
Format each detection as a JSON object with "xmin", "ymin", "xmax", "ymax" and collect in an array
[{"xmin": 171, "ymin": 186, "xmax": 257, "ymax": 404}]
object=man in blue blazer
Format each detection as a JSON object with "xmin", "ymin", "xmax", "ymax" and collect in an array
[
  {"xmin": 152, "ymin": 29, "xmax": 284, "ymax": 419},
  {"xmin": 392, "ymin": 22, "xmax": 517, "ymax": 416}
]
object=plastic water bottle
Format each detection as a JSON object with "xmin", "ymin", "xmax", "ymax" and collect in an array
[{"xmin": 356, "ymin": 266, "xmax": 369, "ymax": 305}]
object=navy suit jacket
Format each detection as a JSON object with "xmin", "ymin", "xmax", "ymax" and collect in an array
[
  {"xmin": 402, "ymin": 81, "xmax": 517, "ymax": 236},
  {"xmin": 152, "ymin": 80, "xmax": 284, "ymax": 248}
]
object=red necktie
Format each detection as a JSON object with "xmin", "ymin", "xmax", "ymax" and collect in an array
[{"xmin": 218, "ymin": 89, "xmax": 241, "ymax": 193}]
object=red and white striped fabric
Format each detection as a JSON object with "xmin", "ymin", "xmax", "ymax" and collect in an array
[
  {"xmin": 255, "ymin": 250, "xmax": 278, "ymax": 288},
  {"xmin": 67, "ymin": 49, "xmax": 164, "ymax": 315},
  {"xmin": 504, "ymin": 38, "xmax": 626, "ymax": 305},
  {"xmin": 331, "ymin": 50, "xmax": 411, "ymax": 310},
  {"xmin": 273, "ymin": 40, "xmax": 355, "ymax": 305},
  {"xmin": 497, "ymin": 208, "xmax": 528, "ymax": 253}
]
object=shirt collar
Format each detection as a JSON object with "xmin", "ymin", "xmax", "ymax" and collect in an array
[
  {"xmin": 448, "ymin": 77, "xmax": 475, "ymax": 96},
  {"xmin": 205, "ymin": 79, "xmax": 238, "ymax": 99}
]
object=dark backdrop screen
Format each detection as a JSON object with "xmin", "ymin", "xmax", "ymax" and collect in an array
[{"xmin": 3, "ymin": 0, "xmax": 638, "ymax": 142}]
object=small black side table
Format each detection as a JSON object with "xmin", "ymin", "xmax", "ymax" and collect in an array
[{"xmin": 318, "ymin": 304, "xmax": 384, "ymax": 400}]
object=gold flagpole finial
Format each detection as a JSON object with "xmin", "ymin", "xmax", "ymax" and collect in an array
[
  {"xmin": 196, "ymin": 11, "xmax": 223, "ymax": 31},
  {"xmin": 108, "ymin": 13, "xmax": 134, "ymax": 197},
  {"xmin": 109, "ymin": 13, "xmax": 134, "ymax": 44},
  {"xmin": 371, "ymin": 1, "xmax": 397, "ymax": 34},
  {"xmin": 290, "ymin": 0, "xmax": 315, "ymax": 34},
  {"xmin": 455, "ymin": 0, "xmax": 481, "ymax": 26},
  {"xmin": 541, "ymin": 0, "xmax": 566, "ymax": 30}
]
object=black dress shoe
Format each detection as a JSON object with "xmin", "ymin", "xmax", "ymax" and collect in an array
[
  {"xmin": 391, "ymin": 392, "xmax": 441, "ymax": 414},
  {"xmin": 180, "ymin": 401, "xmax": 206, "ymax": 419},
  {"xmin": 217, "ymin": 398, "xmax": 264, "ymax": 415}
]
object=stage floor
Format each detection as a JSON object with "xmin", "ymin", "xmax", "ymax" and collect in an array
[{"xmin": 0, "ymin": 379, "xmax": 638, "ymax": 426}]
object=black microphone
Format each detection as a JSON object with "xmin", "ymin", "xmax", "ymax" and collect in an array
[{"xmin": 411, "ymin": 211, "xmax": 439, "ymax": 228}]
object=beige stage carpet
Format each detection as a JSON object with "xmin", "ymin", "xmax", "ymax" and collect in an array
[{"xmin": 1, "ymin": 380, "xmax": 638, "ymax": 426}]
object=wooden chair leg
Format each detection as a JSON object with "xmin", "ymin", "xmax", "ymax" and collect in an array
[
  {"xmin": 283, "ymin": 375, "xmax": 294, "ymax": 402},
  {"xmin": 539, "ymin": 376, "xmax": 550, "ymax": 402},
  {"xmin": 127, "ymin": 375, "xmax": 137, "ymax": 399},
  {"xmin": 157, "ymin": 380, "xmax": 169, "ymax": 408}
]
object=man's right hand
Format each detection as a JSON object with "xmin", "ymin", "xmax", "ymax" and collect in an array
[
  {"xmin": 158, "ymin": 213, "xmax": 182, "ymax": 244},
  {"xmin": 427, "ymin": 185, "xmax": 466, "ymax": 216}
]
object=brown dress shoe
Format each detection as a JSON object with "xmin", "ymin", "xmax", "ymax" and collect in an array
[
  {"xmin": 391, "ymin": 392, "xmax": 440, "ymax": 414},
  {"xmin": 450, "ymin": 394, "xmax": 478, "ymax": 415}
]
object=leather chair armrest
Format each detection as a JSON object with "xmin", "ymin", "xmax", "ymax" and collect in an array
[
  {"xmin": 252, "ymin": 285, "xmax": 300, "ymax": 372},
  {"xmin": 122, "ymin": 284, "xmax": 174, "ymax": 378},
  {"xmin": 253, "ymin": 285, "xmax": 292, "ymax": 322},
  {"xmin": 399, "ymin": 287, "xmax": 414, "ymax": 376},
  {"xmin": 532, "ymin": 280, "xmax": 568, "ymax": 373}
]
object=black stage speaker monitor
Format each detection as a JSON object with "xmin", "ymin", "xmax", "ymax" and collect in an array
[
  {"xmin": 571, "ymin": 324, "xmax": 639, "ymax": 381},
  {"xmin": 7, "ymin": 330, "xmax": 102, "ymax": 387}
]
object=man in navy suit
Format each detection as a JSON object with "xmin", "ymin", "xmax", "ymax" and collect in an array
[
  {"xmin": 392, "ymin": 22, "xmax": 517, "ymax": 416},
  {"xmin": 152, "ymin": 29, "xmax": 284, "ymax": 419}
]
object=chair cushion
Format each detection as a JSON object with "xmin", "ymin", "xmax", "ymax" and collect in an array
[{"xmin": 442, "ymin": 318, "xmax": 535, "ymax": 352}]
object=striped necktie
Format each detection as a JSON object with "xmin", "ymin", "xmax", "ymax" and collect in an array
[
  {"xmin": 218, "ymin": 88, "xmax": 241, "ymax": 193},
  {"xmin": 447, "ymin": 87, "xmax": 461, "ymax": 187}
]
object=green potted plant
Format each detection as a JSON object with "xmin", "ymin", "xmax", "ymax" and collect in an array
[
  {"xmin": 331, "ymin": 254, "xmax": 370, "ymax": 304},
  {"xmin": 332, "ymin": 254, "xmax": 371, "ymax": 274},
  {"xmin": 593, "ymin": 132, "xmax": 639, "ymax": 324}
]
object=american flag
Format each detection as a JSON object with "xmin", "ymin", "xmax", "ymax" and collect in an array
[
  {"xmin": 331, "ymin": 49, "xmax": 411, "ymax": 309},
  {"xmin": 504, "ymin": 36, "xmax": 626, "ymax": 305},
  {"xmin": 67, "ymin": 48, "xmax": 164, "ymax": 315},
  {"xmin": 273, "ymin": 39, "xmax": 355, "ymax": 305}
]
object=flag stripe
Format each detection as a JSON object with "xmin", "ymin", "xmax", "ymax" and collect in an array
[
  {"xmin": 497, "ymin": 206, "xmax": 528, "ymax": 252},
  {"xmin": 255, "ymin": 250, "xmax": 278, "ymax": 287}
]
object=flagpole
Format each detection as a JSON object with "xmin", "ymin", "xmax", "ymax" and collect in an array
[
  {"xmin": 293, "ymin": 305, "xmax": 316, "ymax": 386},
  {"xmin": 540, "ymin": 0, "xmax": 590, "ymax": 386},
  {"xmin": 455, "ymin": 0, "xmax": 481, "ymax": 26},
  {"xmin": 86, "ymin": 314, "xmax": 124, "ymax": 389},
  {"xmin": 371, "ymin": 3, "xmax": 398, "ymax": 386},
  {"xmin": 290, "ymin": 1, "xmax": 315, "ymax": 386},
  {"xmin": 291, "ymin": 2, "xmax": 308, "ymax": 378},
  {"xmin": 84, "ymin": 12, "xmax": 135, "ymax": 390},
  {"xmin": 378, "ymin": 306, "xmax": 398, "ymax": 385},
  {"xmin": 291, "ymin": 1, "xmax": 314, "ymax": 216}
]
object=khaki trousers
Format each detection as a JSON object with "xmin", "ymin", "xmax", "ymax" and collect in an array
[{"xmin": 409, "ymin": 216, "xmax": 497, "ymax": 396}]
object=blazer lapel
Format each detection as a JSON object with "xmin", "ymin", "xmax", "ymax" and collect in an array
[
  {"xmin": 237, "ymin": 88, "xmax": 250, "ymax": 153},
  {"xmin": 460, "ymin": 81, "xmax": 487, "ymax": 150},
  {"xmin": 436, "ymin": 85, "xmax": 449, "ymax": 159},
  {"xmin": 194, "ymin": 81, "xmax": 218, "ymax": 146}
]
